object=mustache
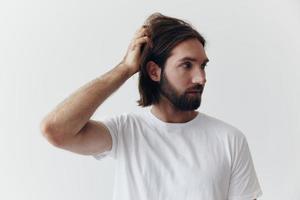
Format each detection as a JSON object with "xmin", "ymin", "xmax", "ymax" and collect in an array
[{"xmin": 186, "ymin": 85, "xmax": 204, "ymax": 92}]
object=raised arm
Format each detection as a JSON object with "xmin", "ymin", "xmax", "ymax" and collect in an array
[{"xmin": 40, "ymin": 25, "xmax": 151, "ymax": 155}]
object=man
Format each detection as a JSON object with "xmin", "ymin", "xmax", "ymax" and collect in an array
[{"xmin": 40, "ymin": 13, "xmax": 263, "ymax": 200}]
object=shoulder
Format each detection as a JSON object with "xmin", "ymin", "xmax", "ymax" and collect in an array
[
  {"xmin": 101, "ymin": 110, "xmax": 147, "ymax": 125},
  {"xmin": 200, "ymin": 112, "xmax": 246, "ymax": 140},
  {"xmin": 200, "ymin": 113, "xmax": 250, "ymax": 159}
]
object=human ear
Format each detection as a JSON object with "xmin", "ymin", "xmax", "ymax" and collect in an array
[{"xmin": 146, "ymin": 61, "xmax": 161, "ymax": 82}]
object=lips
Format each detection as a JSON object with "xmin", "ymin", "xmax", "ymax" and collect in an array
[
  {"xmin": 186, "ymin": 86, "xmax": 203, "ymax": 94},
  {"xmin": 187, "ymin": 89, "xmax": 202, "ymax": 93},
  {"xmin": 187, "ymin": 90, "xmax": 201, "ymax": 93}
]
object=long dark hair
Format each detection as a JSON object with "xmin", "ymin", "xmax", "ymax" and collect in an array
[{"xmin": 137, "ymin": 12, "xmax": 206, "ymax": 107}]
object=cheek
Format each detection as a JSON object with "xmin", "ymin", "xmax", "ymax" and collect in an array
[
  {"xmin": 170, "ymin": 78, "xmax": 189, "ymax": 93},
  {"xmin": 164, "ymin": 69, "xmax": 189, "ymax": 91},
  {"xmin": 168, "ymin": 69, "xmax": 186, "ymax": 81}
]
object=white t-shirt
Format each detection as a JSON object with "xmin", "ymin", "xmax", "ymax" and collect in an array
[{"xmin": 93, "ymin": 109, "xmax": 263, "ymax": 200}]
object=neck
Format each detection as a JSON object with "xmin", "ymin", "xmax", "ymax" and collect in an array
[{"xmin": 150, "ymin": 100, "xmax": 198, "ymax": 123}]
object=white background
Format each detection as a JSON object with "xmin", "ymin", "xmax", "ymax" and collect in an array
[{"xmin": 1, "ymin": 0, "xmax": 299, "ymax": 199}]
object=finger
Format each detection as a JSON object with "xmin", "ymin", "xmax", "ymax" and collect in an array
[
  {"xmin": 134, "ymin": 30, "xmax": 150, "ymax": 40},
  {"xmin": 134, "ymin": 26, "xmax": 147, "ymax": 35},
  {"xmin": 131, "ymin": 36, "xmax": 150, "ymax": 50},
  {"xmin": 134, "ymin": 27, "xmax": 150, "ymax": 39},
  {"xmin": 137, "ymin": 25, "xmax": 149, "ymax": 32},
  {"xmin": 135, "ymin": 35, "xmax": 149, "ymax": 44}
]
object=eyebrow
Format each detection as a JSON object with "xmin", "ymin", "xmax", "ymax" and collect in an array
[{"xmin": 177, "ymin": 56, "xmax": 210, "ymax": 65}]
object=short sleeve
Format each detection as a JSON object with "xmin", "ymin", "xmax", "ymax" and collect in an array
[
  {"xmin": 227, "ymin": 132, "xmax": 263, "ymax": 200},
  {"xmin": 92, "ymin": 114, "xmax": 124, "ymax": 161}
]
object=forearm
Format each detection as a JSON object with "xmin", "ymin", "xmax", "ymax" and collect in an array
[{"xmin": 41, "ymin": 62, "xmax": 133, "ymax": 138}]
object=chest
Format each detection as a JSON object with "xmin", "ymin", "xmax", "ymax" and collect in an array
[{"xmin": 124, "ymin": 128, "xmax": 232, "ymax": 191}]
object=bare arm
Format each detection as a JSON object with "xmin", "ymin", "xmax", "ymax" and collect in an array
[
  {"xmin": 40, "ymin": 25, "xmax": 151, "ymax": 154},
  {"xmin": 40, "ymin": 63, "xmax": 131, "ymax": 144}
]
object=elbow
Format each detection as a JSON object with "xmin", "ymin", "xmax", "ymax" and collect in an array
[
  {"xmin": 40, "ymin": 121, "xmax": 65, "ymax": 147},
  {"xmin": 40, "ymin": 120, "xmax": 52, "ymax": 135}
]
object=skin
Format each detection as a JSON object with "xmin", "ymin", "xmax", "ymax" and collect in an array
[
  {"xmin": 40, "ymin": 26, "xmax": 209, "ymax": 148},
  {"xmin": 40, "ymin": 25, "xmax": 152, "ymax": 148},
  {"xmin": 146, "ymin": 38, "xmax": 209, "ymax": 123},
  {"xmin": 40, "ymin": 25, "xmax": 257, "ymax": 200}
]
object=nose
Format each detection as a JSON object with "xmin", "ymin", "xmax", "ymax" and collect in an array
[{"xmin": 191, "ymin": 68, "xmax": 206, "ymax": 85}]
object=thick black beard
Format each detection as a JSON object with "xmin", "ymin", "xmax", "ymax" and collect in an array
[{"xmin": 158, "ymin": 72, "xmax": 202, "ymax": 111}]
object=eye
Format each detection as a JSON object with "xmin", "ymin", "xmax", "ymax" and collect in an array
[
  {"xmin": 182, "ymin": 62, "xmax": 192, "ymax": 69},
  {"xmin": 201, "ymin": 64, "xmax": 207, "ymax": 69}
]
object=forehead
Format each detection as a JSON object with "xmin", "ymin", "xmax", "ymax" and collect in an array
[{"xmin": 166, "ymin": 38, "xmax": 208, "ymax": 66}]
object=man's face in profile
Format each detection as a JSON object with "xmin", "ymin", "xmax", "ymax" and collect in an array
[
  {"xmin": 158, "ymin": 38, "xmax": 209, "ymax": 111},
  {"xmin": 159, "ymin": 69, "xmax": 202, "ymax": 111}
]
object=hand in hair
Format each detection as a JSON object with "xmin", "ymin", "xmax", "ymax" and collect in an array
[{"xmin": 121, "ymin": 25, "xmax": 152, "ymax": 76}]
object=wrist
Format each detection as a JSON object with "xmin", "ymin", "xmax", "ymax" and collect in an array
[{"xmin": 118, "ymin": 62, "xmax": 136, "ymax": 77}]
